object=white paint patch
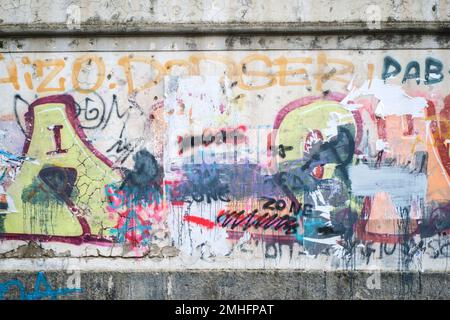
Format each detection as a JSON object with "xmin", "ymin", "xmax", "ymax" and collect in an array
[
  {"xmin": 167, "ymin": 274, "xmax": 173, "ymax": 298},
  {"xmin": 341, "ymin": 78, "xmax": 428, "ymax": 117},
  {"xmin": 164, "ymin": 76, "xmax": 227, "ymax": 119},
  {"xmin": 163, "ymin": 75, "xmax": 232, "ymax": 174},
  {"xmin": 234, "ymin": 231, "xmax": 251, "ymax": 247},
  {"xmin": 168, "ymin": 204, "xmax": 231, "ymax": 257},
  {"xmin": 375, "ymin": 139, "xmax": 387, "ymax": 152},
  {"xmin": 304, "ymin": 235, "xmax": 340, "ymax": 245},
  {"xmin": 0, "ymin": 240, "xmax": 27, "ymax": 254},
  {"xmin": 349, "ymin": 164, "xmax": 427, "ymax": 206},
  {"xmin": 308, "ymin": 189, "xmax": 334, "ymax": 218},
  {"xmin": 0, "ymin": 186, "xmax": 17, "ymax": 213}
]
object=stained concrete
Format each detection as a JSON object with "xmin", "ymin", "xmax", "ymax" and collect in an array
[
  {"xmin": 0, "ymin": 270, "xmax": 448, "ymax": 300},
  {"xmin": 0, "ymin": 0, "xmax": 449, "ymax": 300}
]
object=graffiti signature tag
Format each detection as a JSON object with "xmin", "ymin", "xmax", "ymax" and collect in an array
[{"xmin": 0, "ymin": 272, "xmax": 83, "ymax": 300}]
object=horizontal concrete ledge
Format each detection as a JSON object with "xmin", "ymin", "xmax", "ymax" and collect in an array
[
  {"xmin": 0, "ymin": 21, "xmax": 449, "ymax": 37},
  {"xmin": 0, "ymin": 270, "xmax": 448, "ymax": 300},
  {"xmin": 0, "ymin": 34, "xmax": 449, "ymax": 52}
]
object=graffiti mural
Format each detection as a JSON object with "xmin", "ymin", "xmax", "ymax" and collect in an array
[{"xmin": 0, "ymin": 50, "xmax": 449, "ymax": 271}]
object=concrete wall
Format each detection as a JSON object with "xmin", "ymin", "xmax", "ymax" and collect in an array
[
  {"xmin": 0, "ymin": 0, "xmax": 448, "ymax": 34},
  {"xmin": 0, "ymin": 0, "xmax": 449, "ymax": 299}
]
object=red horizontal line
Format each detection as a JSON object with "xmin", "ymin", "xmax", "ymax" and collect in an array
[{"xmin": 183, "ymin": 215, "xmax": 215, "ymax": 229}]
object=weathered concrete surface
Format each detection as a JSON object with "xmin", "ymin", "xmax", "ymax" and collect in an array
[
  {"xmin": 0, "ymin": 34, "xmax": 449, "ymax": 51},
  {"xmin": 0, "ymin": 0, "xmax": 449, "ymax": 35},
  {"xmin": 0, "ymin": 0, "xmax": 449, "ymax": 300},
  {"xmin": 0, "ymin": 270, "xmax": 448, "ymax": 299}
]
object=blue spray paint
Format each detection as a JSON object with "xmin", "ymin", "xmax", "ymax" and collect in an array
[{"xmin": 0, "ymin": 272, "xmax": 83, "ymax": 300}]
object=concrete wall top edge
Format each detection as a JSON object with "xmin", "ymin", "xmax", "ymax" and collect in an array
[{"xmin": 0, "ymin": 0, "xmax": 448, "ymax": 36}]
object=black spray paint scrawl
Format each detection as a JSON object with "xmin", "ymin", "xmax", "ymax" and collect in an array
[{"xmin": 118, "ymin": 149, "xmax": 163, "ymax": 203}]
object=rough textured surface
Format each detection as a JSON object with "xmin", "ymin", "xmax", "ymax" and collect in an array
[
  {"xmin": 0, "ymin": 0, "xmax": 449, "ymax": 300},
  {"xmin": 0, "ymin": 0, "xmax": 448, "ymax": 35},
  {"xmin": 0, "ymin": 270, "xmax": 448, "ymax": 299}
]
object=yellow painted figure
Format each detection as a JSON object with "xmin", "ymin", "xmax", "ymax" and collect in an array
[{"xmin": 4, "ymin": 95, "xmax": 121, "ymax": 238}]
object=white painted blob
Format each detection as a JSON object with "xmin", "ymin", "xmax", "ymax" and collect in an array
[
  {"xmin": 375, "ymin": 139, "xmax": 388, "ymax": 152},
  {"xmin": 341, "ymin": 78, "xmax": 428, "ymax": 117}
]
